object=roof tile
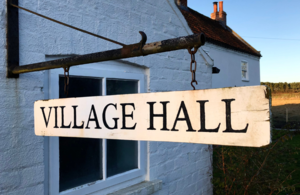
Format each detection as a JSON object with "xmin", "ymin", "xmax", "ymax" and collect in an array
[{"xmin": 179, "ymin": 7, "xmax": 261, "ymax": 57}]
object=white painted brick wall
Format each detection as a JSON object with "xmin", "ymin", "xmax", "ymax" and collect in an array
[
  {"xmin": 203, "ymin": 42, "xmax": 260, "ymax": 89},
  {"xmin": 0, "ymin": 0, "xmax": 213, "ymax": 194}
]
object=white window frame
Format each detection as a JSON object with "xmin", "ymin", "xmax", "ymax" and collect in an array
[
  {"xmin": 241, "ymin": 60, "xmax": 249, "ymax": 81},
  {"xmin": 47, "ymin": 64, "xmax": 147, "ymax": 195}
]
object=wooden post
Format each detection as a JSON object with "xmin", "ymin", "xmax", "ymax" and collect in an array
[
  {"xmin": 286, "ymin": 108, "xmax": 288, "ymax": 123},
  {"xmin": 6, "ymin": 0, "xmax": 19, "ymax": 78}
]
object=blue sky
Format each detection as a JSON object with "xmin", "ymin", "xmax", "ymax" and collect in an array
[{"xmin": 188, "ymin": 0, "xmax": 300, "ymax": 83}]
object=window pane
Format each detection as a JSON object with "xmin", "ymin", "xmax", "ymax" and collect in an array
[
  {"xmin": 241, "ymin": 62, "xmax": 248, "ymax": 79},
  {"xmin": 106, "ymin": 79, "xmax": 138, "ymax": 177},
  {"xmin": 242, "ymin": 70, "xmax": 247, "ymax": 79},
  {"xmin": 242, "ymin": 62, "xmax": 247, "ymax": 71},
  {"xmin": 106, "ymin": 140, "xmax": 138, "ymax": 177},
  {"xmin": 106, "ymin": 79, "xmax": 138, "ymax": 95},
  {"xmin": 59, "ymin": 76, "xmax": 102, "ymax": 98},
  {"xmin": 59, "ymin": 76, "xmax": 102, "ymax": 192}
]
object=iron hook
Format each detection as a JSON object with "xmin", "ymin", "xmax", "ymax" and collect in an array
[
  {"xmin": 191, "ymin": 80, "xmax": 198, "ymax": 90},
  {"xmin": 139, "ymin": 31, "xmax": 147, "ymax": 45},
  {"xmin": 139, "ymin": 31, "xmax": 147, "ymax": 56}
]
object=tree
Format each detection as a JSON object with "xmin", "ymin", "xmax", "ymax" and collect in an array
[{"xmin": 261, "ymin": 82, "xmax": 300, "ymax": 93}]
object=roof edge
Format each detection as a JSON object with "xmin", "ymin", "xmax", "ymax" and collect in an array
[
  {"xmin": 206, "ymin": 38, "xmax": 262, "ymax": 57},
  {"xmin": 169, "ymin": 0, "xmax": 216, "ymax": 65},
  {"xmin": 227, "ymin": 26, "xmax": 262, "ymax": 57},
  {"xmin": 177, "ymin": 5, "xmax": 262, "ymax": 58}
]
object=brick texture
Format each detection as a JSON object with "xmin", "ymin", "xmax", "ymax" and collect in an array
[
  {"xmin": 177, "ymin": 0, "xmax": 187, "ymax": 7},
  {"xmin": 0, "ymin": 0, "xmax": 213, "ymax": 194}
]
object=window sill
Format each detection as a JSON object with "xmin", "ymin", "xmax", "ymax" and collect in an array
[
  {"xmin": 242, "ymin": 79, "xmax": 249, "ymax": 82},
  {"xmin": 108, "ymin": 180, "xmax": 162, "ymax": 195}
]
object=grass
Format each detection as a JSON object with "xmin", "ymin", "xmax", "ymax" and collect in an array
[
  {"xmin": 286, "ymin": 134, "xmax": 300, "ymax": 187},
  {"xmin": 272, "ymin": 93, "xmax": 300, "ymax": 128},
  {"xmin": 213, "ymin": 130, "xmax": 300, "ymax": 194},
  {"xmin": 212, "ymin": 93, "xmax": 300, "ymax": 194},
  {"xmin": 272, "ymin": 104, "xmax": 300, "ymax": 128},
  {"xmin": 273, "ymin": 129, "xmax": 300, "ymax": 194},
  {"xmin": 272, "ymin": 92, "xmax": 300, "ymax": 99},
  {"xmin": 269, "ymin": 93, "xmax": 300, "ymax": 193}
]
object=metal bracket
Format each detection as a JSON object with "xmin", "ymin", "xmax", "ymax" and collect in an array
[
  {"xmin": 212, "ymin": 67, "xmax": 220, "ymax": 74},
  {"xmin": 10, "ymin": 33, "xmax": 205, "ymax": 74},
  {"xmin": 121, "ymin": 31, "xmax": 147, "ymax": 57},
  {"xmin": 5, "ymin": 1, "xmax": 206, "ymax": 76},
  {"xmin": 7, "ymin": 0, "xmax": 19, "ymax": 78}
]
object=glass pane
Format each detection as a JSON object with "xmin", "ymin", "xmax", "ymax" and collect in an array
[
  {"xmin": 106, "ymin": 79, "xmax": 139, "ymax": 177},
  {"xmin": 242, "ymin": 62, "xmax": 247, "ymax": 71},
  {"xmin": 242, "ymin": 70, "xmax": 247, "ymax": 79},
  {"xmin": 106, "ymin": 140, "xmax": 138, "ymax": 177},
  {"xmin": 59, "ymin": 76, "xmax": 102, "ymax": 98},
  {"xmin": 59, "ymin": 76, "xmax": 102, "ymax": 192},
  {"xmin": 106, "ymin": 79, "xmax": 138, "ymax": 95}
]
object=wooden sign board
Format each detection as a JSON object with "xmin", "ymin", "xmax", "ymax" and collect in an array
[{"xmin": 34, "ymin": 86, "xmax": 271, "ymax": 147}]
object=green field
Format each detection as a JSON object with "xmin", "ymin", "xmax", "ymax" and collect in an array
[
  {"xmin": 212, "ymin": 93, "xmax": 300, "ymax": 194},
  {"xmin": 213, "ymin": 129, "xmax": 300, "ymax": 194},
  {"xmin": 274, "ymin": 130, "xmax": 300, "ymax": 194},
  {"xmin": 272, "ymin": 93, "xmax": 300, "ymax": 129}
]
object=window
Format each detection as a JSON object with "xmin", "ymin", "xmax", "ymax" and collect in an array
[
  {"xmin": 241, "ymin": 61, "xmax": 249, "ymax": 81},
  {"xmin": 47, "ymin": 63, "xmax": 147, "ymax": 195}
]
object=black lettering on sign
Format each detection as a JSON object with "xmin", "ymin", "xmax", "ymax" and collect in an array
[
  {"xmin": 86, "ymin": 105, "xmax": 101, "ymax": 129},
  {"xmin": 40, "ymin": 107, "xmax": 52, "ymax": 127},
  {"xmin": 72, "ymin": 106, "xmax": 84, "ymax": 129},
  {"xmin": 197, "ymin": 101, "xmax": 220, "ymax": 132},
  {"xmin": 120, "ymin": 103, "xmax": 137, "ymax": 130},
  {"xmin": 60, "ymin": 106, "xmax": 71, "ymax": 128},
  {"xmin": 222, "ymin": 99, "xmax": 248, "ymax": 133},
  {"xmin": 54, "ymin": 106, "xmax": 58, "ymax": 128},
  {"xmin": 102, "ymin": 103, "xmax": 119, "ymax": 130},
  {"xmin": 147, "ymin": 101, "xmax": 170, "ymax": 131},
  {"xmin": 171, "ymin": 101, "xmax": 195, "ymax": 132}
]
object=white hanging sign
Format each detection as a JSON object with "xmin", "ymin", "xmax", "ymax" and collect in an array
[{"xmin": 34, "ymin": 86, "xmax": 271, "ymax": 147}]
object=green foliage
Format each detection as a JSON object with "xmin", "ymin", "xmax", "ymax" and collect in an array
[
  {"xmin": 261, "ymin": 82, "xmax": 300, "ymax": 93},
  {"xmin": 213, "ymin": 127, "xmax": 300, "ymax": 195}
]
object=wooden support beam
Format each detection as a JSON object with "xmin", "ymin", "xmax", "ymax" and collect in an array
[
  {"xmin": 7, "ymin": 0, "xmax": 19, "ymax": 78},
  {"xmin": 10, "ymin": 33, "xmax": 206, "ymax": 75}
]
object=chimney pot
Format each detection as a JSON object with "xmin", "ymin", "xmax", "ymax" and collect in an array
[
  {"xmin": 211, "ymin": 1, "xmax": 227, "ymax": 27},
  {"xmin": 213, "ymin": 2, "xmax": 218, "ymax": 13},
  {"xmin": 177, "ymin": 0, "xmax": 187, "ymax": 7},
  {"xmin": 219, "ymin": 1, "xmax": 223, "ymax": 12}
]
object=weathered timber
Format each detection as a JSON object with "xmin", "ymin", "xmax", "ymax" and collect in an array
[
  {"xmin": 34, "ymin": 86, "xmax": 271, "ymax": 147},
  {"xmin": 11, "ymin": 33, "xmax": 205, "ymax": 74}
]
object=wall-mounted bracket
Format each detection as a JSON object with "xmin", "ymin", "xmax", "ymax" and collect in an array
[
  {"xmin": 212, "ymin": 67, "xmax": 220, "ymax": 74},
  {"xmin": 6, "ymin": 1, "xmax": 206, "ymax": 76},
  {"xmin": 7, "ymin": 0, "xmax": 19, "ymax": 78},
  {"xmin": 11, "ymin": 33, "xmax": 205, "ymax": 74}
]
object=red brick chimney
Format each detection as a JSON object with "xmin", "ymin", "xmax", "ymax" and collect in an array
[
  {"xmin": 177, "ymin": 0, "xmax": 187, "ymax": 7},
  {"xmin": 211, "ymin": 1, "xmax": 227, "ymax": 27}
]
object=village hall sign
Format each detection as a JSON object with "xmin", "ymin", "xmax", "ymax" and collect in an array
[{"xmin": 34, "ymin": 86, "xmax": 271, "ymax": 147}]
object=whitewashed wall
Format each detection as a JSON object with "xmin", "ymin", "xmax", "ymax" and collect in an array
[
  {"xmin": 202, "ymin": 43, "xmax": 261, "ymax": 89},
  {"xmin": 0, "ymin": 0, "xmax": 212, "ymax": 195}
]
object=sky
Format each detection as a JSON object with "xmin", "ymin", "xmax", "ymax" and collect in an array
[{"xmin": 188, "ymin": 0, "xmax": 300, "ymax": 83}]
